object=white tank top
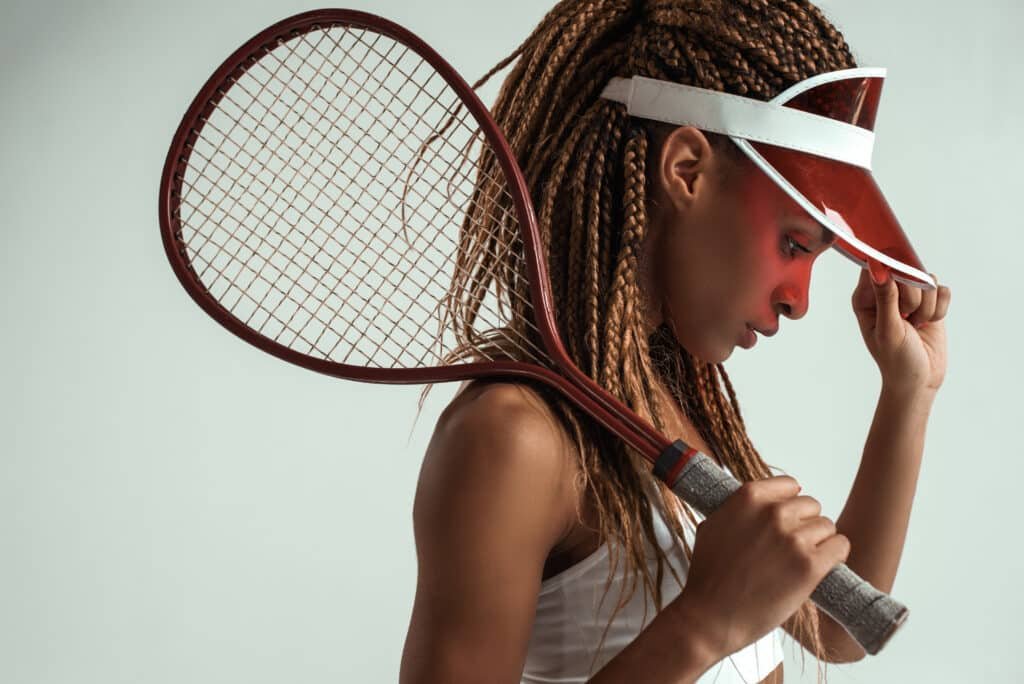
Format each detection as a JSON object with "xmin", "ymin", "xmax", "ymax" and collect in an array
[{"xmin": 520, "ymin": 481, "xmax": 785, "ymax": 683}]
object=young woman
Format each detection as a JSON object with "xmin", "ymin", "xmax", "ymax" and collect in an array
[{"xmin": 399, "ymin": 0, "xmax": 951, "ymax": 682}]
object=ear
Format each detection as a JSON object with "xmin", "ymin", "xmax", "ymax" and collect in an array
[{"xmin": 654, "ymin": 126, "xmax": 714, "ymax": 212}]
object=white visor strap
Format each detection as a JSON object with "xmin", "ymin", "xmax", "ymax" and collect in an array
[{"xmin": 599, "ymin": 75, "xmax": 876, "ymax": 170}]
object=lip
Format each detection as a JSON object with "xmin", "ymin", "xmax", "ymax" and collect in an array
[
  {"xmin": 749, "ymin": 323, "xmax": 779, "ymax": 338},
  {"xmin": 739, "ymin": 325, "xmax": 757, "ymax": 349}
]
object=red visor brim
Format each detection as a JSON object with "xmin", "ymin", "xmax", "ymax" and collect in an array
[
  {"xmin": 741, "ymin": 74, "xmax": 934, "ymax": 288},
  {"xmin": 752, "ymin": 141, "xmax": 931, "ymax": 286}
]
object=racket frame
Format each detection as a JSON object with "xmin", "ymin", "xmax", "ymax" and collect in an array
[
  {"xmin": 159, "ymin": 8, "xmax": 667, "ymax": 459},
  {"xmin": 159, "ymin": 9, "xmax": 909, "ymax": 655}
]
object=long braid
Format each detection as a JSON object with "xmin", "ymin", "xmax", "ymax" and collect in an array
[
  {"xmin": 530, "ymin": 2, "xmax": 632, "ymax": 155},
  {"xmin": 453, "ymin": 1, "xmax": 857, "ymax": 678},
  {"xmin": 600, "ymin": 128, "xmax": 647, "ymax": 399},
  {"xmin": 505, "ymin": 1, "xmax": 603, "ymax": 159},
  {"xmin": 583, "ymin": 105, "xmax": 618, "ymax": 377}
]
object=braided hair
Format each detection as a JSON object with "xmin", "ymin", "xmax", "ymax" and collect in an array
[{"xmin": 452, "ymin": 0, "xmax": 859, "ymax": 677}]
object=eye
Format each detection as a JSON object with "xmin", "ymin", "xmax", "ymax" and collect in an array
[{"xmin": 784, "ymin": 236, "xmax": 812, "ymax": 258}]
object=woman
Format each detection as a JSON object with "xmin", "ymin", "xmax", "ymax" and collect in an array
[{"xmin": 399, "ymin": 0, "xmax": 951, "ymax": 681}]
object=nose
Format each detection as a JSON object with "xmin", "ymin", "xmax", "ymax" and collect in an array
[{"xmin": 773, "ymin": 280, "xmax": 810, "ymax": 320}]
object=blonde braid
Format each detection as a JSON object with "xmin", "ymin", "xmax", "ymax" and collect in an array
[
  {"xmin": 563, "ymin": 116, "xmax": 601, "ymax": 362},
  {"xmin": 599, "ymin": 128, "xmax": 646, "ymax": 398},
  {"xmin": 583, "ymin": 106, "xmax": 618, "ymax": 377}
]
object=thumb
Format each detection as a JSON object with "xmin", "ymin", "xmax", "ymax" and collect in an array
[{"xmin": 868, "ymin": 258, "xmax": 902, "ymax": 342}]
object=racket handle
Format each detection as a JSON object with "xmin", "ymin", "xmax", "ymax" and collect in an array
[{"xmin": 668, "ymin": 450, "xmax": 908, "ymax": 656}]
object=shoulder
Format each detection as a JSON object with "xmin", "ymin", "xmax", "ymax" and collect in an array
[
  {"xmin": 435, "ymin": 380, "xmax": 574, "ymax": 464},
  {"xmin": 415, "ymin": 379, "xmax": 581, "ymax": 551},
  {"xmin": 400, "ymin": 381, "xmax": 583, "ymax": 680}
]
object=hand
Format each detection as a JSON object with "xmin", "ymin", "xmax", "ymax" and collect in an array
[
  {"xmin": 671, "ymin": 477, "xmax": 849, "ymax": 660},
  {"xmin": 851, "ymin": 259, "xmax": 951, "ymax": 396}
]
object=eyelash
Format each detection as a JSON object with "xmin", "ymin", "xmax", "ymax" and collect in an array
[{"xmin": 785, "ymin": 236, "xmax": 811, "ymax": 258}]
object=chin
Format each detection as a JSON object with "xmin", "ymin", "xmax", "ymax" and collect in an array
[
  {"xmin": 681, "ymin": 339, "xmax": 733, "ymax": 364},
  {"xmin": 707, "ymin": 347, "xmax": 734, "ymax": 364},
  {"xmin": 662, "ymin": 323, "xmax": 734, "ymax": 364}
]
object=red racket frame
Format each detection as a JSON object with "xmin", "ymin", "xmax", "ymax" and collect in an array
[
  {"xmin": 158, "ymin": 9, "xmax": 914, "ymax": 657},
  {"xmin": 159, "ymin": 8, "xmax": 674, "ymax": 463}
]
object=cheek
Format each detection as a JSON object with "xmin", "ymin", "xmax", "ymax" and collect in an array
[
  {"xmin": 743, "ymin": 239, "xmax": 782, "ymax": 290},
  {"xmin": 732, "ymin": 211, "xmax": 791, "ymax": 295},
  {"xmin": 662, "ymin": 229, "xmax": 751, "ymax": 319},
  {"xmin": 661, "ymin": 236, "xmax": 720, "ymax": 314},
  {"xmin": 662, "ymin": 254, "xmax": 743, "ymax": 344}
]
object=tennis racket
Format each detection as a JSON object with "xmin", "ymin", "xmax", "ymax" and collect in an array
[{"xmin": 158, "ymin": 9, "xmax": 907, "ymax": 655}]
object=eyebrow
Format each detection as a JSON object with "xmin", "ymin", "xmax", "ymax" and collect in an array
[{"xmin": 791, "ymin": 218, "xmax": 836, "ymax": 249}]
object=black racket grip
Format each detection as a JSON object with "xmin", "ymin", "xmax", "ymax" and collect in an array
[{"xmin": 668, "ymin": 450, "xmax": 908, "ymax": 656}]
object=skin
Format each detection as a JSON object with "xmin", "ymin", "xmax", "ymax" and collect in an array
[
  {"xmin": 642, "ymin": 126, "xmax": 838, "ymax": 362},
  {"xmin": 641, "ymin": 126, "xmax": 952, "ymax": 665},
  {"xmin": 399, "ymin": 126, "xmax": 952, "ymax": 683}
]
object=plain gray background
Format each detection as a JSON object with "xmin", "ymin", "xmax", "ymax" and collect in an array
[{"xmin": 2, "ymin": 0, "xmax": 1020, "ymax": 681}]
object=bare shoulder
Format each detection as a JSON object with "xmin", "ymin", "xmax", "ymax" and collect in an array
[
  {"xmin": 416, "ymin": 379, "xmax": 580, "ymax": 545},
  {"xmin": 438, "ymin": 380, "xmax": 572, "ymax": 449},
  {"xmin": 400, "ymin": 380, "xmax": 582, "ymax": 682}
]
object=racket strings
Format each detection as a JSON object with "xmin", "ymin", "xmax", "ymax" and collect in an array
[
  {"xmin": 180, "ymin": 122, "xmax": 537, "ymax": 368},
  {"xmin": 174, "ymin": 23, "xmax": 549, "ymax": 370},
  {"xmin": 184, "ymin": 30, "xmax": 483, "ymax": 361},
  {"xmin": 183, "ymin": 28, "xmax": 542, "ymax": 367},
  {"xmin": 181, "ymin": 121, "xmax": 518, "ymax": 365}
]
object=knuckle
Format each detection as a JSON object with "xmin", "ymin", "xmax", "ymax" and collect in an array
[
  {"xmin": 796, "ymin": 551, "xmax": 818, "ymax": 578},
  {"xmin": 786, "ymin": 531, "xmax": 807, "ymax": 554},
  {"xmin": 774, "ymin": 500, "xmax": 791, "ymax": 521},
  {"xmin": 835, "ymin": 533, "xmax": 852, "ymax": 557},
  {"xmin": 737, "ymin": 482, "xmax": 760, "ymax": 503},
  {"xmin": 817, "ymin": 535, "xmax": 850, "ymax": 569},
  {"xmin": 766, "ymin": 502, "xmax": 788, "ymax": 529}
]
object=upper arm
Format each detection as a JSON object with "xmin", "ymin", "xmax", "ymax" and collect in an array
[{"xmin": 399, "ymin": 383, "xmax": 578, "ymax": 684}]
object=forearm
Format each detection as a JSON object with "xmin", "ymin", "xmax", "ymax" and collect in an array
[
  {"xmin": 838, "ymin": 385, "xmax": 934, "ymax": 590},
  {"xmin": 824, "ymin": 385, "xmax": 935, "ymax": 658},
  {"xmin": 587, "ymin": 597, "xmax": 719, "ymax": 684}
]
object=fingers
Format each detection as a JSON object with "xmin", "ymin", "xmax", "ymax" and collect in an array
[
  {"xmin": 903, "ymin": 273, "xmax": 952, "ymax": 328},
  {"xmin": 906, "ymin": 279, "xmax": 936, "ymax": 327},
  {"xmin": 793, "ymin": 515, "xmax": 838, "ymax": 546},
  {"xmin": 742, "ymin": 480, "xmax": 824, "ymax": 528},
  {"xmin": 739, "ymin": 475, "xmax": 801, "ymax": 502},
  {"xmin": 862, "ymin": 260, "xmax": 953, "ymax": 338},
  {"xmin": 934, "ymin": 281, "xmax": 952, "ymax": 321},
  {"xmin": 867, "ymin": 259, "xmax": 902, "ymax": 340},
  {"xmin": 851, "ymin": 267, "xmax": 875, "ymax": 315},
  {"xmin": 816, "ymin": 532, "xmax": 851, "ymax": 566},
  {"xmin": 898, "ymin": 282, "xmax": 923, "ymax": 319},
  {"xmin": 777, "ymin": 494, "xmax": 823, "ymax": 521}
]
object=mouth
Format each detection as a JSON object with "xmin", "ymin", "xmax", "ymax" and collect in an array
[
  {"xmin": 740, "ymin": 322, "xmax": 779, "ymax": 349},
  {"xmin": 740, "ymin": 324, "xmax": 758, "ymax": 349},
  {"xmin": 748, "ymin": 323, "xmax": 779, "ymax": 338}
]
